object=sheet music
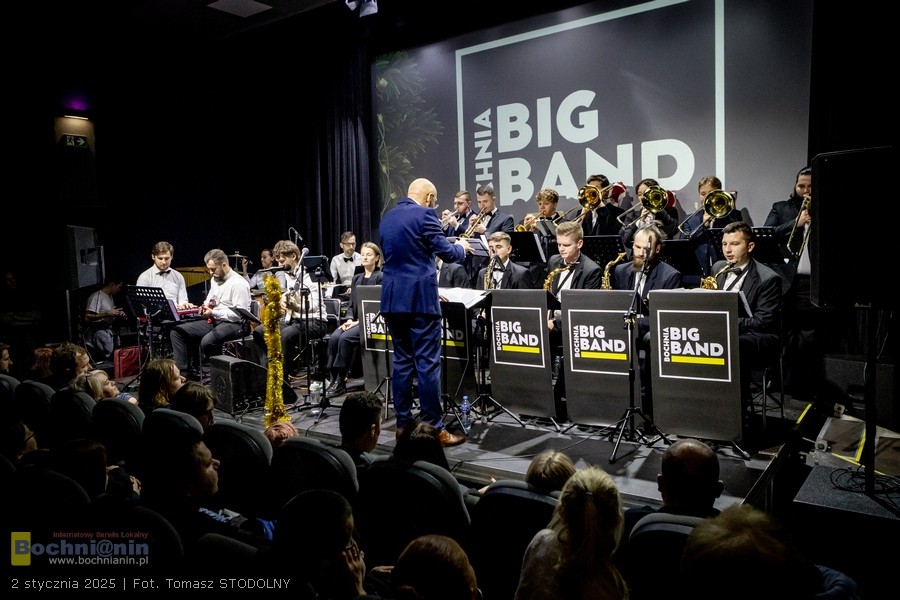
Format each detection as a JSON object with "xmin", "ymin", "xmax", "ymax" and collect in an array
[
  {"xmin": 439, "ymin": 287, "xmax": 489, "ymax": 309},
  {"xmin": 449, "ymin": 236, "xmax": 490, "ymax": 257}
]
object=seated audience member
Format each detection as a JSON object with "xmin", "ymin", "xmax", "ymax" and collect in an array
[
  {"xmin": 388, "ymin": 534, "xmax": 480, "ymax": 600},
  {"xmin": 139, "ymin": 412, "xmax": 273, "ymax": 554},
  {"xmin": 82, "ymin": 275, "xmax": 126, "ymax": 363},
  {"xmin": 170, "ymin": 248, "xmax": 251, "ymax": 379},
  {"xmin": 0, "ymin": 416, "xmax": 40, "ymax": 466},
  {"xmin": 48, "ymin": 438, "xmax": 140, "ymax": 501},
  {"xmin": 92, "ymin": 369, "xmax": 137, "ymax": 403},
  {"xmin": 252, "ymin": 240, "xmax": 328, "ymax": 375},
  {"xmin": 524, "ymin": 449, "xmax": 577, "ymax": 494},
  {"xmin": 476, "ymin": 232, "xmax": 535, "ymax": 290},
  {"xmin": 27, "ymin": 347, "xmax": 53, "ymax": 382},
  {"xmin": 515, "ymin": 466, "xmax": 628, "ymax": 600},
  {"xmin": 169, "ymin": 381, "xmax": 216, "ymax": 431},
  {"xmin": 330, "ymin": 231, "xmax": 363, "ymax": 288},
  {"xmin": 326, "ymin": 242, "xmax": 383, "ymax": 397},
  {"xmin": 137, "ymin": 358, "xmax": 185, "ymax": 416},
  {"xmin": 263, "ymin": 420, "xmax": 298, "ymax": 449},
  {"xmin": 270, "ymin": 489, "xmax": 368, "ymax": 599},
  {"xmin": 680, "ymin": 504, "xmax": 860, "ymax": 600},
  {"xmin": 337, "ymin": 391, "xmax": 384, "ymax": 469},
  {"xmin": 0, "ymin": 341, "xmax": 12, "ymax": 375},
  {"xmin": 620, "ymin": 438, "xmax": 724, "ymax": 541},
  {"xmin": 44, "ymin": 342, "xmax": 92, "ymax": 391}
]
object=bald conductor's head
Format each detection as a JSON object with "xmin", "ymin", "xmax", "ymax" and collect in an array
[{"xmin": 409, "ymin": 178, "xmax": 438, "ymax": 207}]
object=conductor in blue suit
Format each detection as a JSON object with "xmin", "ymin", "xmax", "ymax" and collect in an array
[{"xmin": 379, "ymin": 178, "xmax": 472, "ymax": 447}]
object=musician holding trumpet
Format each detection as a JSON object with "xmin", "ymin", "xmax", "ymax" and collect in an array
[{"xmin": 440, "ymin": 190, "xmax": 478, "ymax": 238}]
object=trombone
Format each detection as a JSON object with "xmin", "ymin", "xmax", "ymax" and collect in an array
[
  {"xmin": 786, "ymin": 193, "xmax": 811, "ymax": 257},
  {"xmin": 617, "ymin": 185, "xmax": 668, "ymax": 229},
  {"xmin": 676, "ymin": 190, "xmax": 735, "ymax": 239},
  {"xmin": 570, "ymin": 183, "xmax": 612, "ymax": 224}
]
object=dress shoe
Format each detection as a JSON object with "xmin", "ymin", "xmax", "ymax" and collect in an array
[
  {"xmin": 326, "ymin": 380, "xmax": 347, "ymax": 398},
  {"xmin": 438, "ymin": 429, "xmax": 465, "ymax": 447}
]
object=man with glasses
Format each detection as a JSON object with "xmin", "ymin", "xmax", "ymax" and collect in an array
[{"xmin": 330, "ymin": 231, "xmax": 361, "ymax": 288}]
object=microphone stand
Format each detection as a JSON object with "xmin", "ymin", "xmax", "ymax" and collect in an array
[
  {"xmin": 609, "ymin": 257, "xmax": 668, "ymax": 463},
  {"xmin": 290, "ymin": 262, "xmax": 315, "ymax": 414}
]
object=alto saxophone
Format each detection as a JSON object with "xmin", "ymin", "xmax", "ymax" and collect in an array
[
  {"xmin": 601, "ymin": 252, "xmax": 627, "ymax": 290},
  {"xmin": 484, "ymin": 255, "xmax": 498, "ymax": 290},
  {"xmin": 700, "ymin": 262, "xmax": 735, "ymax": 290},
  {"xmin": 543, "ymin": 263, "xmax": 573, "ymax": 293}
]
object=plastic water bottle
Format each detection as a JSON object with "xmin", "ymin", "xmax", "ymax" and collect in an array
[{"xmin": 460, "ymin": 396, "xmax": 471, "ymax": 433}]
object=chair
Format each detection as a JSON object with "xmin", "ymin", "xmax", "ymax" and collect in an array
[
  {"xmin": 0, "ymin": 372, "xmax": 20, "ymax": 407},
  {"xmin": 265, "ymin": 436, "xmax": 358, "ymax": 518},
  {"xmin": 323, "ymin": 297, "xmax": 342, "ymax": 333},
  {"xmin": 203, "ymin": 420, "xmax": 273, "ymax": 518},
  {"xmin": 91, "ymin": 398, "xmax": 145, "ymax": 469},
  {"xmin": 49, "ymin": 388, "xmax": 97, "ymax": 448},
  {"xmin": 355, "ymin": 456, "xmax": 471, "ymax": 568},
  {"xmin": 4, "ymin": 465, "xmax": 93, "ymax": 538},
  {"xmin": 464, "ymin": 479, "xmax": 559, "ymax": 600},
  {"xmin": 749, "ymin": 320, "xmax": 786, "ymax": 430},
  {"xmin": 617, "ymin": 512, "xmax": 705, "ymax": 600},
  {"xmin": 14, "ymin": 380, "xmax": 55, "ymax": 448},
  {"xmin": 90, "ymin": 493, "xmax": 185, "ymax": 568}
]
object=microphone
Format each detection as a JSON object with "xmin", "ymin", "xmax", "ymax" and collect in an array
[
  {"xmin": 641, "ymin": 239, "xmax": 652, "ymax": 274},
  {"xmin": 300, "ymin": 246, "xmax": 310, "ymax": 260},
  {"xmin": 289, "ymin": 226, "xmax": 303, "ymax": 244},
  {"xmin": 259, "ymin": 264, "xmax": 292, "ymax": 272}
]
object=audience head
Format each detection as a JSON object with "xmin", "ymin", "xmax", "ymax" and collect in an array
[
  {"xmin": 0, "ymin": 342, "xmax": 11, "ymax": 375},
  {"xmin": 392, "ymin": 421, "xmax": 450, "ymax": 471},
  {"xmin": 680, "ymin": 504, "xmax": 824, "ymax": 600},
  {"xmin": 0, "ymin": 416, "xmax": 39, "ymax": 463},
  {"xmin": 140, "ymin": 410, "xmax": 217, "ymax": 501},
  {"xmin": 69, "ymin": 371, "xmax": 104, "ymax": 401},
  {"xmin": 29, "ymin": 347, "xmax": 53, "ymax": 380},
  {"xmin": 525, "ymin": 449, "xmax": 576, "ymax": 494},
  {"xmin": 659, "ymin": 438, "xmax": 724, "ymax": 511},
  {"xmin": 49, "ymin": 342, "xmax": 91, "ymax": 385},
  {"xmin": 550, "ymin": 465, "xmax": 624, "ymax": 566},
  {"xmin": 137, "ymin": 358, "xmax": 184, "ymax": 414},
  {"xmin": 392, "ymin": 535, "xmax": 479, "ymax": 600},
  {"xmin": 263, "ymin": 420, "xmax": 298, "ymax": 448},
  {"xmin": 339, "ymin": 391, "xmax": 384, "ymax": 454},
  {"xmin": 169, "ymin": 381, "xmax": 216, "ymax": 431},
  {"xmin": 48, "ymin": 438, "xmax": 109, "ymax": 499}
]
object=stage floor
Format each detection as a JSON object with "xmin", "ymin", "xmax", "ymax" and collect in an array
[{"xmin": 213, "ymin": 374, "xmax": 800, "ymax": 511}]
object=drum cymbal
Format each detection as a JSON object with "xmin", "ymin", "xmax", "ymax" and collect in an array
[{"xmin": 228, "ymin": 253, "xmax": 247, "ymax": 258}]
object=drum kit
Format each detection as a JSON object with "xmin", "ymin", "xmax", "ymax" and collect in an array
[{"xmin": 228, "ymin": 251, "xmax": 247, "ymax": 271}]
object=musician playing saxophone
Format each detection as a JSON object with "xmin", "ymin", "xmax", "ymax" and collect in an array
[
  {"xmin": 711, "ymin": 221, "xmax": 782, "ymax": 405},
  {"xmin": 612, "ymin": 224, "xmax": 682, "ymax": 423},
  {"xmin": 545, "ymin": 221, "xmax": 602, "ymax": 423},
  {"xmin": 475, "ymin": 232, "xmax": 534, "ymax": 290}
]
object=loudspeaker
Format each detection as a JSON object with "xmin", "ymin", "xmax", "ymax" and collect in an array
[
  {"xmin": 210, "ymin": 355, "xmax": 298, "ymax": 415},
  {"xmin": 811, "ymin": 146, "xmax": 895, "ymax": 309}
]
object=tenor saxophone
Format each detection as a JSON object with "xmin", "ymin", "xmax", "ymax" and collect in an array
[
  {"xmin": 484, "ymin": 255, "xmax": 497, "ymax": 290},
  {"xmin": 601, "ymin": 252, "xmax": 627, "ymax": 290},
  {"xmin": 700, "ymin": 262, "xmax": 735, "ymax": 290}
]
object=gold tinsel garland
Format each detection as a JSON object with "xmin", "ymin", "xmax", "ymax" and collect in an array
[{"xmin": 262, "ymin": 274, "xmax": 290, "ymax": 428}]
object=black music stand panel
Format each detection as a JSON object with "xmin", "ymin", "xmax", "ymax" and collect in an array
[
  {"xmin": 659, "ymin": 239, "xmax": 703, "ymax": 277},
  {"xmin": 581, "ymin": 236, "xmax": 627, "ymax": 266},
  {"xmin": 488, "ymin": 290, "xmax": 557, "ymax": 419},
  {"xmin": 301, "ymin": 255, "xmax": 333, "ymax": 283},
  {"xmin": 509, "ymin": 232, "xmax": 546, "ymax": 263},
  {"xmin": 356, "ymin": 286, "xmax": 394, "ymax": 392},
  {"xmin": 749, "ymin": 227, "xmax": 784, "ymax": 265},
  {"xmin": 125, "ymin": 286, "xmax": 175, "ymax": 321},
  {"xmin": 561, "ymin": 290, "xmax": 635, "ymax": 425},
  {"xmin": 649, "ymin": 290, "xmax": 743, "ymax": 441},
  {"xmin": 439, "ymin": 300, "xmax": 477, "ymax": 401}
]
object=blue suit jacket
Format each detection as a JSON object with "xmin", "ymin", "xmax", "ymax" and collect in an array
[{"xmin": 379, "ymin": 197, "xmax": 466, "ymax": 316}]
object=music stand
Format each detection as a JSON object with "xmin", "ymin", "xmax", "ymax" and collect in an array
[
  {"xmin": 509, "ymin": 232, "xmax": 547, "ymax": 264},
  {"xmin": 123, "ymin": 286, "xmax": 173, "ymax": 386},
  {"xmin": 750, "ymin": 227, "xmax": 785, "ymax": 264},
  {"xmin": 581, "ymin": 235, "xmax": 627, "ymax": 266},
  {"xmin": 659, "ymin": 239, "xmax": 704, "ymax": 277},
  {"xmin": 451, "ymin": 236, "xmax": 490, "ymax": 258}
]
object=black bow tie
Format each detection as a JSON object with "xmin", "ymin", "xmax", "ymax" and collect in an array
[
  {"xmin": 158, "ymin": 270, "xmax": 171, "ymax": 275},
  {"xmin": 493, "ymin": 265, "xmax": 505, "ymax": 272},
  {"xmin": 343, "ymin": 257, "xmax": 354, "ymax": 263}
]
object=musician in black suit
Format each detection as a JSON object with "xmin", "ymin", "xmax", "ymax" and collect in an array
[
  {"xmin": 437, "ymin": 257, "xmax": 470, "ymax": 288},
  {"xmin": 476, "ymin": 232, "xmax": 535, "ymax": 290},
  {"xmin": 711, "ymin": 221, "xmax": 782, "ymax": 409},
  {"xmin": 613, "ymin": 224, "xmax": 683, "ymax": 422},
  {"xmin": 544, "ymin": 221, "xmax": 602, "ymax": 422},
  {"xmin": 465, "ymin": 183, "xmax": 516, "ymax": 287},
  {"xmin": 440, "ymin": 190, "xmax": 478, "ymax": 238},
  {"xmin": 579, "ymin": 174, "xmax": 627, "ymax": 236}
]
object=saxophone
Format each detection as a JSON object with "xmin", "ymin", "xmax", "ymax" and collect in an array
[
  {"xmin": 700, "ymin": 262, "xmax": 735, "ymax": 290},
  {"xmin": 543, "ymin": 263, "xmax": 574, "ymax": 293},
  {"xmin": 601, "ymin": 252, "xmax": 627, "ymax": 290},
  {"xmin": 484, "ymin": 255, "xmax": 498, "ymax": 290}
]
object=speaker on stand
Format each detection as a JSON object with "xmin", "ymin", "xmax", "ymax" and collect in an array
[{"xmin": 210, "ymin": 355, "xmax": 295, "ymax": 419}]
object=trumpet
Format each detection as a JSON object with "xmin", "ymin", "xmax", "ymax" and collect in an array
[
  {"xmin": 677, "ymin": 190, "xmax": 735, "ymax": 239},
  {"xmin": 570, "ymin": 183, "xmax": 612, "ymax": 224},
  {"xmin": 460, "ymin": 211, "xmax": 488, "ymax": 238},
  {"xmin": 515, "ymin": 213, "xmax": 540, "ymax": 232},
  {"xmin": 786, "ymin": 193, "xmax": 811, "ymax": 257},
  {"xmin": 440, "ymin": 210, "xmax": 462, "ymax": 227},
  {"xmin": 617, "ymin": 185, "xmax": 668, "ymax": 229}
]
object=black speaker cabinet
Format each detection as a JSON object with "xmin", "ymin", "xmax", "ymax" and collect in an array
[
  {"xmin": 811, "ymin": 146, "xmax": 895, "ymax": 309},
  {"xmin": 209, "ymin": 355, "xmax": 297, "ymax": 415}
]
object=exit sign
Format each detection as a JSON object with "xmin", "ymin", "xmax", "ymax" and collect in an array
[{"xmin": 62, "ymin": 134, "xmax": 89, "ymax": 148}]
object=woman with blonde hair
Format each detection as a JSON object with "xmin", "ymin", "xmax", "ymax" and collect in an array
[
  {"xmin": 137, "ymin": 358, "xmax": 184, "ymax": 416},
  {"xmin": 515, "ymin": 466, "xmax": 628, "ymax": 600}
]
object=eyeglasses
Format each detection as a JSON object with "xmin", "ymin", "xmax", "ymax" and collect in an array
[{"xmin": 342, "ymin": 241, "xmax": 357, "ymax": 247}]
